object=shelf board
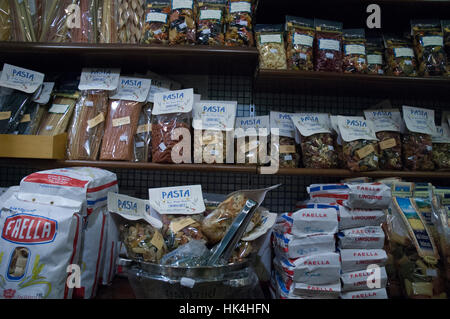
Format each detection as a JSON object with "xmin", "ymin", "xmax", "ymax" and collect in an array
[
  {"xmin": 0, "ymin": 42, "xmax": 259, "ymax": 76},
  {"xmin": 255, "ymin": 69, "xmax": 450, "ymax": 97}
]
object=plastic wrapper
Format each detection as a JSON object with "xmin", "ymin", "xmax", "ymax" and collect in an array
[
  {"xmin": 314, "ymin": 19, "xmax": 343, "ymax": 73},
  {"xmin": 120, "ymin": 221, "xmax": 167, "ymax": 263},
  {"xmin": 0, "ymin": 87, "xmax": 32, "ymax": 134},
  {"xmin": 133, "ymin": 103, "xmax": 152, "ymax": 162},
  {"xmin": 9, "ymin": 0, "xmax": 36, "ymax": 41},
  {"xmin": 37, "ymin": 92, "xmax": 78, "ymax": 136},
  {"xmin": 432, "ymin": 124, "xmax": 450, "ymax": 170},
  {"xmin": 403, "ymin": 132, "xmax": 434, "ymax": 171},
  {"xmin": 337, "ymin": 226, "xmax": 385, "ymax": 249},
  {"xmin": 384, "ymin": 35, "xmax": 418, "ymax": 76},
  {"xmin": 366, "ymin": 37, "xmax": 385, "ymax": 75},
  {"xmin": 443, "ymin": 20, "xmax": 450, "ymax": 60},
  {"xmin": 160, "ymin": 240, "xmax": 211, "ymax": 266},
  {"xmin": 99, "ymin": 99, "xmax": 143, "ymax": 161},
  {"xmin": 341, "ymin": 267, "xmax": 388, "ymax": 292},
  {"xmin": 341, "ymin": 288, "xmax": 388, "ymax": 299},
  {"xmin": 300, "ymin": 133, "xmax": 337, "ymax": 169},
  {"xmin": 343, "ymin": 140, "xmax": 380, "ymax": 172},
  {"xmin": 66, "ymin": 90, "xmax": 109, "ymax": 160},
  {"xmin": 15, "ymin": 102, "xmax": 45, "ymax": 135},
  {"xmin": 195, "ymin": 130, "xmax": 228, "ymax": 163},
  {"xmin": 142, "ymin": 0, "xmax": 170, "ymax": 44},
  {"xmin": 117, "ymin": 0, "xmax": 145, "ymax": 43},
  {"xmin": 276, "ymin": 136, "xmax": 299, "ymax": 168},
  {"xmin": 0, "ymin": 0, "xmax": 11, "ymax": 41},
  {"xmin": 285, "ymin": 16, "xmax": 314, "ymax": 71},
  {"xmin": 255, "ymin": 24, "xmax": 287, "ymax": 70},
  {"xmin": 234, "ymin": 115, "xmax": 270, "ymax": 166},
  {"xmin": 196, "ymin": 0, "xmax": 226, "ymax": 45},
  {"xmin": 342, "ymin": 28, "xmax": 368, "ymax": 74},
  {"xmin": 340, "ymin": 249, "xmax": 387, "ymax": 273},
  {"xmin": 160, "ymin": 214, "xmax": 208, "ymax": 251},
  {"xmin": 225, "ymin": 0, "xmax": 254, "ymax": 47},
  {"xmin": 98, "ymin": 0, "xmax": 118, "ymax": 43},
  {"xmin": 376, "ymin": 131, "xmax": 402, "ymax": 170},
  {"xmin": 168, "ymin": 0, "xmax": 196, "ymax": 45},
  {"xmin": 411, "ymin": 20, "xmax": 448, "ymax": 76}
]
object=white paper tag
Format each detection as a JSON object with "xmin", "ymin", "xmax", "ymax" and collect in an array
[
  {"xmin": 33, "ymin": 82, "xmax": 55, "ymax": 105},
  {"xmin": 432, "ymin": 124, "xmax": 450, "ymax": 144},
  {"xmin": 337, "ymin": 116, "xmax": 378, "ymax": 142},
  {"xmin": 364, "ymin": 108, "xmax": 402, "ymax": 133},
  {"xmin": 49, "ymin": 104, "xmax": 69, "ymax": 114},
  {"xmin": 260, "ymin": 34, "xmax": 282, "ymax": 44},
  {"xmin": 422, "ymin": 36, "xmax": 443, "ymax": 47},
  {"xmin": 199, "ymin": 9, "xmax": 221, "ymax": 20},
  {"xmin": 153, "ymin": 88, "xmax": 194, "ymax": 115},
  {"xmin": 234, "ymin": 115, "xmax": 270, "ymax": 137},
  {"xmin": 109, "ymin": 77, "xmax": 151, "ymax": 102},
  {"xmin": 148, "ymin": 185, "xmax": 206, "ymax": 215},
  {"xmin": 270, "ymin": 111, "xmax": 296, "ymax": 138},
  {"xmin": 230, "ymin": 1, "xmax": 251, "ymax": 13},
  {"xmin": 78, "ymin": 68, "xmax": 121, "ymax": 91},
  {"xmin": 393, "ymin": 47, "xmax": 414, "ymax": 58},
  {"xmin": 146, "ymin": 12, "xmax": 167, "ymax": 23},
  {"xmin": 192, "ymin": 100, "xmax": 237, "ymax": 131},
  {"xmin": 291, "ymin": 113, "xmax": 332, "ymax": 137},
  {"xmin": 172, "ymin": 0, "xmax": 193, "ymax": 10},
  {"xmin": 402, "ymin": 105, "xmax": 436, "ymax": 135},
  {"xmin": 293, "ymin": 34, "xmax": 313, "ymax": 47},
  {"xmin": 344, "ymin": 44, "xmax": 366, "ymax": 55},
  {"xmin": 319, "ymin": 39, "xmax": 340, "ymax": 51},
  {"xmin": 0, "ymin": 63, "xmax": 44, "ymax": 93},
  {"xmin": 367, "ymin": 54, "xmax": 382, "ymax": 65}
]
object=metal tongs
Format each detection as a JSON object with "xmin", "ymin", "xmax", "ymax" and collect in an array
[{"xmin": 206, "ymin": 199, "xmax": 259, "ymax": 266}]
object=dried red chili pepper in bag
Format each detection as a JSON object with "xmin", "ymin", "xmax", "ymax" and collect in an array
[
  {"xmin": 314, "ymin": 19, "xmax": 343, "ymax": 73},
  {"xmin": 342, "ymin": 28, "xmax": 368, "ymax": 74},
  {"xmin": 384, "ymin": 34, "xmax": 418, "ymax": 77},
  {"xmin": 169, "ymin": 0, "xmax": 197, "ymax": 45},
  {"xmin": 225, "ymin": 0, "xmax": 254, "ymax": 47},
  {"xmin": 366, "ymin": 37, "xmax": 386, "ymax": 75},
  {"xmin": 285, "ymin": 16, "xmax": 315, "ymax": 71},
  {"xmin": 142, "ymin": 0, "xmax": 171, "ymax": 44},
  {"xmin": 411, "ymin": 19, "xmax": 448, "ymax": 77},
  {"xmin": 197, "ymin": 0, "xmax": 226, "ymax": 45}
]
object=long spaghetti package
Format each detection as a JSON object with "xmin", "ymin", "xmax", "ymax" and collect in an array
[
  {"xmin": 37, "ymin": 92, "xmax": 79, "ymax": 136},
  {"xmin": 133, "ymin": 102, "xmax": 152, "ymax": 162},
  {"xmin": 0, "ymin": 0, "xmax": 11, "ymax": 41},
  {"xmin": 142, "ymin": 0, "xmax": 170, "ymax": 44},
  {"xmin": 100, "ymin": 77, "xmax": 151, "ymax": 161},
  {"xmin": 9, "ymin": 0, "xmax": 36, "ymax": 42},
  {"xmin": 285, "ymin": 16, "xmax": 314, "ymax": 71},
  {"xmin": 432, "ymin": 123, "xmax": 450, "ymax": 170},
  {"xmin": 98, "ymin": 0, "xmax": 118, "ymax": 43}
]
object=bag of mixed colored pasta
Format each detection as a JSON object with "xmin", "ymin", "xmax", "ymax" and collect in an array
[
  {"xmin": 142, "ymin": 0, "xmax": 171, "ymax": 44},
  {"xmin": 384, "ymin": 34, "xmax": 418, "ymax": 76},
  {"xmin": 270, "ymin": 111, "xmax": 299, "ymax": 168},
  {"xmin": 285, "ymin": 16, "xmax": 314, "ymax": 71},
  {"xmin": 197, "ymin": 0, "xmax": 226, "ymax": 45},
  {"xmin": 342, "ymin": 28, "xmax": 368, "ymax": 74},
  {"xmin": 225, "ymin": 0, "xmax": 254, "ymax": 47},
  {"xmin": 255, "ymin": 24, "xmax": 287, "ymax": 70},
  {"xmin": 169, "ymin": 0, "xmax": 197, "ymax": 45},
  {"xmin": 314, "ymin": 19, "xmax": 343, "ymax": 73},
  {"xmin": 366, "ymin": 37, "xmax": 385, "ymax": 75},
  {"xmin": 432, "ymin": 123, "xmax": 450, "ymax": 169}
]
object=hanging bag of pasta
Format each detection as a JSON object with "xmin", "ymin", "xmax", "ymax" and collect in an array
[
  {"xmin": 225, "ymin": 0, "xmax": 254, "ymax": 47},
  {"xmin": 168, "ymin": 0, "xmax": 197, "ymax": 45},
  {"xmin": 142, "ymin": 0, "xmax": 171, "ymax": 44},
  {"xmin": 364, "ymin": 108, "xmax": 404, "ymax": 170},
  {"xmin": 291, "ymin": 112, "xmax": 337, "ymax": 169},
  {"xmin": 314, "ymin": 19, "xmax": 343, "ymax": 73},
  {"xmin": 337, "ymin": 115, "xmax": 380, "ymax": 172},
  {"xmin": 432, "ymin": 123, "xmax": 450, "ymax": 170},
  {"xmin": 117, "ymin": 0, "xmax": 145, "ymax": 43},
  {"xmin": 152, "ymin": 88, "xmax": 194, "ymax": 163},
  {"xmin": 342, "ymin": 28, "xmax": 368, "ymax": 74},
  {"xmin": 402, "ymin": 105, "xmax": 436, "ymax": 171},
  {"xmin": 285, "ymin": 16, "xmax": 314, "ymax": 71},
  {"xmin": 366, "ymin": 37, "xmax": 386, "ymax": 75},
  {"xmin": 100, "ymin": 76, "xmax": 151, "ymax": 161},
  {"xmin": 234, "ymin": 115, "xmax": 270, "ymax": 166},
  {"xmin": 255, "ymin": 24, "xmax": 287, "ymax": 70},
  {"xmin": 197, "ymin": 0, "xmax": 226, "ymax": 45},
  {"xmin": 411, "ymin": 19, "xmax": 448, "ymax": 77},
  {"xmin": 384, "ymin": 34, "xmax": 418, "ymax": 77},
  {"xmin": 270, "ymin": 111, "xmax": 299, "ymax": 168}
]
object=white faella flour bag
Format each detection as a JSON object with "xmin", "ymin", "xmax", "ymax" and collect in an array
[
  {"xmin": 340, "ymin": 288, "xmax": 388, "ymax": 299},
  {"xmin": 339, "ymin": 249, "xmax": 387, "ymax": 273},
  {"xmin": 290, "ymin": 208, "xmax": 339, "ymax": 236},
  {"xmin": 337, "ymin": 205, "xmax": 386, "ymax": 230},
  {"xmin": 337, "ymin": 226, "xmax": 386, "ymax": 249},
  {"xmin": 293, "ymin": 281, "xmax": 341, "ymax": 298},
  {"xmin": 0, "ymin": 193, "xmax": 83, "ymax": 299},
  {"xmin": 307, "ymin": 184, "xmax": 349, "ymax": 204},
  {"xmin": 291, "ymin": 252, "xmax": 341, "ymax": 285},
  {"xmin": 341, "ymin": 266, "xmax": 388, "ymax": 292},
  {"xmin": 344, "ymin": 182, "xmax": 392, "ymax": 209}
]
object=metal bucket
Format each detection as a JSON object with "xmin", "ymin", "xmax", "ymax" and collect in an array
[{"xmin": 119, "ymin": 258, "xmax": 264, "ymax": 299}]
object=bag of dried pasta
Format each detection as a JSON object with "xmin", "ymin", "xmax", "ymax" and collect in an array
[
  {"xmin": 117, "ymin": 0, "xmax": 145, "ymax": 44},
  {"xmin": 291, "ymin": 113, "xmax": 338, "ymax": 169},
  {"xmin": 285, "ymin": 16, "xmax": 314, "ymax": 71},
  {"xmin": 337, "ymin": 115, "xmax": 380, "ymax": 172},
  {"xmin": 411, "ymin": 19, "xmax": 448, "ymax": 77},
  {"xmin": 168, "ymin": 0, "xmax": 197, "ymax": 45},
  {"xmin": 0, "ymin": 0, "xmax": 11, "ymax": 41},
  {"xmin": 100, "ymin": 77, "xmax": 151, "ymax": 161},
  {"xmin": 151, "ymin": 88, "xmax": 194, "ymax": 163},
  {"xmin": 255, "ymin": 24, "xmax": 287, "ymax": 70},
  {"xmin": 192, "ymin": 99, "xmax": 237, "ymax": 164},
  {"xmin": 366, "ymin": 37, "xmax": 386, "ymax": 75},
  {"xmin": 342, "ymin": 28, "xmax": 368, "ymax": 74},
  {"xmin": 98, "ymin": 0, "xmax": 119, "ymax": 43},
  {"xmin": 196, "ymin": 0, "xmax": 226, "ymax": 45},
  {"xmin": 234, "ymin": 115, "xmax": 270, "ymax": 166},
  {"xmin": 133, "ymin": 102, "xmax": 152, "ymax": 162},
  {"xmin": 314, "ymin": 19, "xmax": 343, "ymax": 73},
  {"xmin": 269, "ymin": 111, "xmax": 299, "ymax": 168},
  {"xmin": 364, "ymin": 108, "xmax": 403, "ymax": 170},
  {"xmin": 384, "ymin": 34, "xmax": 418, "ymax": 77},
  {"xmin": 443, "ymin": 20, "xmax": 450, "ymax": 60},
  {"xmin": 37, "ymin": 92, "xmax": 79, "ymax": 136},
  {"xmin": 142, "ymin": 0, "xmax": 170, "ymax": 44},
  {"xmin": 225, "ymin": 0, "xmax": 254, "ymax": 47},
  {"xmin": 402, "ymin": 105, "xmax": 436, "ymax": 171},
  {"xmin": 432, "ymin": 123, "xmax": 450, "ymax": 170}
]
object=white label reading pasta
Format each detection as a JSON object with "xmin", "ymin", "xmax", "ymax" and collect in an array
[
  {"xmin": 319, "ymin": 39, "xmax": 340, "ymax": 51},
  {"xmin": 393, "ymin": 47, "xmax": 414, "ymax": 58},
  {"xmin": 199, "ymin": 9, "xmax": 221, "ymax": 20},
  {"xmin": 230, "ymin": 1, "xmax": 251, "ymax": 13},
  {"xmin": 345, "ymin": 44, "xmax": 366, "ymax": 55},
  {"xmin": 422, "ymin": 36, "xmax": 443, "ymax": 47},
  {"xmin": 112, "ymin": 116, "xmax": 131, "ymax": 127},
  {"xmin": 260, "ymin": 34, "xmax": 282, "ymax": 44},
  {"xmin": 49, "ymin": 104, "xmax": 69, "ymax": 114},
  {"xmin": 146, "ymin": 12, "xmax": 167, "ymax": 23},
  {"xmin": 293, "ymin": 34, "xmax": 313, "ymax": 47},
  {"xmin": 367, "ymin": 54, "xmax": 382, "ymax": 65},
  {"xmin": 172, "ymin": 0, "xmax": 193, "ymax": 10}
]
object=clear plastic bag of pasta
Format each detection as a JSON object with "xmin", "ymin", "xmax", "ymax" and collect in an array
[
  {"xmin": 366, "ymin": 37, "xmax": 386, "ymax": 75},
  {"xmin": 133, "ymin": 103, "xmax": 152, "ymax": 162},
  {"xmin": 197, "ymin": 0, "xmax": 226, "ymax": 45},
  {"xmin": 15, "ymin": 102, "xmax": 45, "ymax": 135},
  {"xmin": 314, "ymin": 19, "xmax": 343, "ymax": 73},
  {"xmin": 0, "ymin": 87, "xmax": 33, "ymax": 134},
  {"xmin": 225, "ymin": 0, "xmax": 254, "ymax": 47},
  {"xmin": 0, "ymin": 0, "xmax": 11, "ymax": 41},
  {"xmin": 98, "ymin": 0, "xmax": 119, "ymax": 43},
  {"xmin": 168, "ymin": 0, "xmax": 197, "ymax": 45},
  {"xmin": 342, "ymin": 28, "xmax": 368, "ymax": 74},
  {"xmin": 384, "ymin": 34, "xmax": 418, "ymax": 77},
  {"xmin": 432, "ymin": 124, "xmax": 450, "ymax": 170},
  {"xmin": 37, "ymin": 92, "xmax": 79, "ymax": 136},
  {"xmin": 142, "ymin": 0, "xmax": 170, "ymax": 44},
  {"xmin": 160, "ymin": 214, "xmax": 208, "ymax": 251},
  {"xmin": 255, "ymin": 24, "xmax": 287, "ymax": 70},
  {"xmin": 285, "ymin": 16, "xmax": 314, "ymax": 71}
]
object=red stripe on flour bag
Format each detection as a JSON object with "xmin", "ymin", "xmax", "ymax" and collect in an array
[{"xmin": 24, "ymin": 173, "xmax": 89, "ymax": 188}]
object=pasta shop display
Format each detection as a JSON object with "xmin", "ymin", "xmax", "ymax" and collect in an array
[
  {"xmin": 384, "ymin": 35, "xmax": 418, "ymax": 77},
  {"xmin": 168, "ymin": 0, "xmax": 197, "ymax": 45},
  {"xmin": 99, "ymin": 0, "xmax": 118, "ymax": 43},
  {"xmin": 366, "ymin": 37, "xmax": 385, "ymax": 75},
  {"xmin": 117, "ymin": 0, "xmax": 145, "ymax": 44},
  {"xmin": 270, "ymin": 111, "xmax": 299, "ymax": 168},
  {"xmin": 402, "ymin": 105, "xmax": 436, "ymax": 171},
  {"xmin": 142, "ymin": 0, "xmax": 170, "ymax": 44},
  {"xmin": 225, "ymin": 0, "xmax": 254, "ymax": 47},
  {"xmin": 197, "ymin": 0, "xmax": 226, "ymax": 45},
  {"xmin": 411, "ymin": 20, "xmax": 448, "ymax": 77},
  {"xmin": 291, "ymin": 113, "xmax": 337, "ymax": 169},
  {"xmin": 314, "ymin": 19, "xmax": 343, "ymax": 73},
  {"xmin": 342, "ymin": 28, "xmax": 368, "ymax": 74},
  {"xmin": 37, "ymin": 92, "xmax": 79, "ymax": 136},
  {"xmin": 432, "ymin": 123, "xmax": 450, "ymax": 170},
  {"xmin": 285, "ymin": 16, "xmax": 314, "ymax": 71},
  {"xmin": 255, "ymin": 24, "xmax": 287, "ymax": 70}
]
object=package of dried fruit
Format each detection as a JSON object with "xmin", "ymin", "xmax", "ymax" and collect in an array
[
  {"xmin": 411, "ymin": 19, "xmax": 448, "ymax": 76},
  {"xmin": 285, "ymin": 16, "xmax": 314, "ymax": 71},
  {"xmin": 270, "ymin": 111, "xmax": 299, "ymax": 168},
  {"xmin": 342, "ymin": 28, "xmax": 368, "ymax": 74},
  {"xmin": 255, "ymin": 24, "xmax": 287, "ymax": 70},
  {"xmin": 197, "ymin": 0, "xmax": 226, "ymax": 45},
  {"xmin": 291, "ymin": 113, "xmax": 337, "ymax": 169},
  {"xmin": 432, "ymin": 123, "xmax": 450, "ymax": 169},
  {"xmin": 366, "ymin": 37, "xmax": 386, "ymax": 75},
  {"xmin": 384, "ymin": 34, "xmax": 418, "ymax": 76},
  {"xmin": 225, "ymin": 0, "xmax": 254, "ymax": 47},
  {"xmin": 402, "ymin": 105, "xmax": 436, "ymax": 171},
  {"xmin": 337, "ymin": 115, "xmax": 380, "ymax": 172},
  {"xmin": 142, "ymin": 0, "xmax": 171, "ymax": 44},
  {"xmin": 364, "ymin": 108, "xmax": 404, "ymax": 170},
  {"xmin": 169, "ymin": 0, "xmax": 197, "ymax": 45},
  {"xmin": 314, "ymin": 19, "xmax": 343, "ymax": 73}
]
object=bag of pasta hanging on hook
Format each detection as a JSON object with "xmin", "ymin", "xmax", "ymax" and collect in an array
[
  {"xmin": 402, "ymin": 105, "xmax": 436, "ymax": 171},
  {"xmin": 432, "ymin": 123, "xmax": 450, "ymax": 170},
  {"xmin": 285, "ymin": 16, "xmax": 314, "ymax": 71},
  {"xmin": 342, "ymin": 28, "xmax": 368, "ymax": 74},
  {"xmin": 270, "ymin": 111, "xmax": 299, "ymax": 168},
  {"xmin": 337, "ymin": 115, "xmax": 380, "ymax": 172},
  {"xmin": 411, "ymin": 19, "xmax": 448, "ymax": 77},
  {"xmin": 364, "ymin": 108, "xmax": 404, "ymax": 170},
  {"xmin": 255, "ymin": 24, "xmax": 287, "ymax": 70},
  {"xmin": 197, "ymin": 0, "xmax": 227, "ymax": 45},
  {"xmin": 384, "ymin": 34, "xmax": 418, "ymax": 77},
  {"xmin": 169, "ymin": 0, "xmax": 197, "ymax": 45},
  {"xmin": 225, "ymin": 0, "xmax": 254, "ymax": 47},
  {"xmin": 291, "ymin": 112, "xmax": 338, "ymax": 169}
]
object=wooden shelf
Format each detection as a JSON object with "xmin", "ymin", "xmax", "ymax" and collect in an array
[
  {"xmin": 0, "ymin": 42, "xmax": 259, "ymax": 76},
  {"xmin": 255, "ymin": 69, "xmax": 450, "ymax": 97}
]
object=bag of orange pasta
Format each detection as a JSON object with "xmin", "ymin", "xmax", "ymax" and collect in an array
[
  {"xmin": 285, "ymin": 16, "xmax": 314, "ymax": 71},
  {"xmin": 225, "ymin": 0, "xmax": 254, "ymax": 47}
]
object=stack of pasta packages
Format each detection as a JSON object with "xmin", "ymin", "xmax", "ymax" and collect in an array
[{"xmin": 305, "ymin": 181, "xmax": 392, "ymax": 299}]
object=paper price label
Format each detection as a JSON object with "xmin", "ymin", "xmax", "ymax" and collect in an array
[
  {"xmin": 20, "ymin": 114, "xmax": 31, "ymax": 123},
  {"xmin": 0, "ymin": 111, "xmax": 11, "ymax": 120},
  {"xmin": 379, "ymin": 138, "xmax": 396, "ymax": 150},
  {"xmin": 150, "ymin": 230, "xmax": 165, "ymax": 251},
  {"xmin": 279, "ymin": 145, "xmax": 296, "ymax": 154},
  {"xmin": 169, "ymin": 217, "xmax": 196, "ymax": 233},
  {"xmin": 137, "ymin": 123, "xmax": 152, "ymax": 134},
  {"xmin": 356, "ymin": 144, "xmax": 375, "ymax": 159},
  {"xmin": 112, "ymin": 116, "xmax": 130, "ymax": 127},
  {"xmin": 87, "ymin": 112, "xmax": 105, "ymax": 129},
  {"xmin": 49, "ymin": 104, "xmax": 69, "ymax": 114}
]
